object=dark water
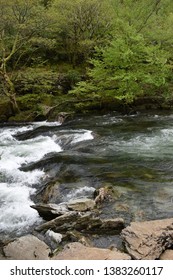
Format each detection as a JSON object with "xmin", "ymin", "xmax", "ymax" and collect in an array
[{"xmin": 1, "ymin": 112, "xmax": 173, "ymax": 244}]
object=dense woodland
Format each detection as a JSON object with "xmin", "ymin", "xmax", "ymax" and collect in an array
[{"xmin": 1, "ymin": 0, "xmax": 173, "ymax": 121}]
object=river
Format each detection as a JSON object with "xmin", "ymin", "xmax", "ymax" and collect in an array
[{"xmin": 1, "ymin": 112, "xmax": 173, "ymax": 244}]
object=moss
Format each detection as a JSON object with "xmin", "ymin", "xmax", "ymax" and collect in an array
[
  {"xmin": 8, "ymin": 110, "xmax": 37, "ymax": 122},
  {"xmin": 0, "ymin": 98, "xmax": 13, "ymax": 121},
  {"xmin": 17, "ymin": 94, "xmax": 52, "ymax": 111}
]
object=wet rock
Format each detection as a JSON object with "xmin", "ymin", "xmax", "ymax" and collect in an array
[
  {"xmin": 74, "ymin": 213, "xmax": 102, "ymax": 232},
  {"xmin": 94, "ymin": 186, "xmax": 110, "ymax": 205},
  {"xmin": 3, "ymin": 235, "xmax": 50, "ymax": 260},
  {"xmin": 35, "ymin": 211, "xmax": 79, "ymax": 232},
  {"xmin": 35, "ymin": 211, "xmax": 124, "ymax": 234},
  {"xmin": 31, "ymin": 203, "xmax": 69, "ymax": 220},
  {"xmin": 114, "ymin": 203, "xmax": 130, "ymax": 212},
  {"xmin": 100, "ymin": 218, "xmax": 125, "ymax": 231},
  {"xmin": 57, "ymin": 112, "xmax": 70, "ymax": 124},
  {"xmin": 67, "ymin": 198, "xmax": 95, "ymax": 211},
  {"xmin": 15, "ymin": 125, "xmax": 58, "ymax": 141},
  {"xmin": 66, "ymin": 230, "xmax": 92, "ymax": 246},
  {"xmin": 40, "ymin": 181, "xmax": 60, "ymax": 203},
  {"xmin": 121, "ymin": 218, "xmax": 173, "ymax": 260},
  {"xmin": 52, "ymin": 242, "xmax": 131, "ymax": 260},
  {"xmin": 159, "ymin": 250, "xmax": 173, "ymax": 260},
  {"xmin": 20, "ymin": 151, "xmax": 110, "ymax": 172}
]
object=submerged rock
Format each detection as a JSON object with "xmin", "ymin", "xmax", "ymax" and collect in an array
[
  {"xmin": 20, "ymin": 151, "xmax": 110, "ymax": 172},
  {"xmin": 52, "ymin": 242, "xmax": 131, "ymax": 260},
  {"xmin": 121, "ymin": 218, "xmax": 173, "ymax": 260},
  {"xmin": 67, "ymin": 198, "xmax": 95, "ymax": 211},
  {"xmin": 3, "ymin": 235, "xmax": 50, "ymax": 260}
]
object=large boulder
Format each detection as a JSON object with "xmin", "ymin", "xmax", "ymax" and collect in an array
[
  {"xmin": 52, "ymin": 242, "xmax": 131, "ymax": 260},
  {"xmin": 121, "ymin": 218, "xmax": 173, "ymax": 260},
  {"xmin": 3, "ymin": 235, "xmax": 50, "ymax": 260}
]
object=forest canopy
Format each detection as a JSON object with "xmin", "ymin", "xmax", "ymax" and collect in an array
[{"xmin": 0, "ymin": 0, "xmax": 173, "ymax": 118}]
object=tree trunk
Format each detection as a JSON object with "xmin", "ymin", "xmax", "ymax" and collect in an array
[
  {"xmin": 0, "ymin": 30, "xmax": 20, "ymax": 114},
  {"xmin": 9, "ymin": 94, "xmax": 20, "ymax": 114},
  {"xmin": 0, "ymin": 70, "xmax": 20, "ymax": 114}
]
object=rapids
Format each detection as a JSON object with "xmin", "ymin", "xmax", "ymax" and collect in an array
[{"xmin": 1, "ymin": 112, "xmax": 173, "ymax": 242}]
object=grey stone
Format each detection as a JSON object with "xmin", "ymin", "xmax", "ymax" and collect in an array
[
  {"xmin": 52, "ymin": 242, "xmax": 131, "ymax": 260},
  {"xmin": 67, "ymin": 198, "xmax": 95, "ymax": 211},
  {"xmin": 35, "ymin": 211, "xmax": 125, "ymax": 234},
  {"xmin": 31, "ymin": 203, "xmax": 69, "ymax": 220},
  {"xmin": 3, "ymin": 235, "xmax": 50, "ymax": 260},
  {"xmin": 35, "ymin": 211, "xmax": 78, "ymax": 232},
  {"xmin": 121, "ymin": 218, "xmax": 173, "ymax": 260}
]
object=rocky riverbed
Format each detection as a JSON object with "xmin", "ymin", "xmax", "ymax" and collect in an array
[
  {"xmin": 1, "ymin": 187, "xmax": 173, "ymax": 260},
  {"xmin": 1, "ymin": 112, "xmax": 173, "ymax": 260}
]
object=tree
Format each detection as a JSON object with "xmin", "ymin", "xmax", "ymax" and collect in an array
[
  {"xmin": 51, "ymin": 0, "xmax": 114, "ymax": 67},
  {"xmin": 110, "ymin": 0, "xmax": 163, "ymax": 33},
  {"xmin": 0, "ymin": 0, "xmax": 48, "ymax": 113},
  {"xmin": 71, "ymin": 27, "xmax": 169, "ymax": 103},
  {"xmin": 40, "ymin": 0, "xmax": 53, "ymax": 8}
]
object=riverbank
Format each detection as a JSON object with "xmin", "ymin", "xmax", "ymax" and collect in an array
[
  {"xmin": 1, "ymin": 93, "xmax": 173, "ymax": 123},
  {"xmin": 1, "ymin": 198, "xmax": 173, "ymax": 260}
]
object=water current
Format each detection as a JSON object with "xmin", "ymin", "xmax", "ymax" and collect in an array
[{"xmin": 1, "ymin": 112, "xmax": 173, "ymax": 242}]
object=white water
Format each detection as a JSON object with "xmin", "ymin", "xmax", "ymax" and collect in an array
[
  {"xmin": 108, "ymin": 127, "xmax": 173, "ymax": 159},
  {"xmin": 66, "ymin": 186, "xmax": 95, "ymax": 200},
  {"xmin": 71, "ymin": 129, "xmax": 94, "ymax": 144},
  {"xmin": 0, "ymin": 123, "xmax": 93, "ymax": 237}
]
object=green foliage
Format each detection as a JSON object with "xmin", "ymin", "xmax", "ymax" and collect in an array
[
  {"xmin": 1, "ymin": 0, "xmax": 173, "ymax": 115},
  {"xmin": 17, "ymin": 93, "xmax": 52, "ymax": 110},
  {"xmin": 50, "ymin": 0, "xmax": 114, "ymax": 67},
  {"xmin": 13, "ymin": 68, "xmax": 82, "ymax": 96},
  {"xmin": 14, "ymin": 68, "xmax": 59, "ymax": 95},
  {"xmin": 71, "ymin": 28, "xmax": 169, "ymax": 103}
]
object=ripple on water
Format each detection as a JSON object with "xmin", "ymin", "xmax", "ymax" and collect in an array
[{"xmin": 1, "ymin": 113, "xmax": 173, "ymax": 239}]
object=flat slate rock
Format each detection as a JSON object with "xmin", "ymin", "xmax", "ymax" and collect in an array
[
  {"xmin": 3, "ymin": 235, "xmax": 50, "ymax": 260},
  {"xmin": 121, "ymin": 218, "xmax": 173, "ymax": 260},
  {"xmin": 35, "ymin": 211, "xmax": 124, "ymax": 234},
  {"xmin": 31, "ymin": 203, "xmax": 69, "ymax": 220},
  {"xmin": 67, "ymin": 198, "xmax": 95, "ymax": 211},
  {"xmin": 52, "ymin": 242, "xmax": 131, "ymax": 260}
]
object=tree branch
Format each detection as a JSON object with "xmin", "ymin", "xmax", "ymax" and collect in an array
[{"xmin": 137, "ymin": 0, "xmax": 162, "ymax": 33}]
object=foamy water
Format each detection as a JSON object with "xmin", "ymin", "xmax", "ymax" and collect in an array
[
  {"xmin": 71, "ymin": 130, "xmax": 94, "ymax": 144},
  {"xmin": 107, "ymin": 127, "xmax": 173, "ymax": 159},
  {"xmin": 0, "ymin": 124, "xmax": 94, "ymax": 237}
]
